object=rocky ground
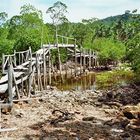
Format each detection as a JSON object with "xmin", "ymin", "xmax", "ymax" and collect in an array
[{"xmin": 0, "ymin": 85, "xmax": 140, "ymax": 140}]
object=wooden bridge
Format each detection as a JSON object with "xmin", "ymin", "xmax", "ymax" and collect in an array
[{"xmin": 0, "ymin": 35, "xmax": 98, "ymax": 107}]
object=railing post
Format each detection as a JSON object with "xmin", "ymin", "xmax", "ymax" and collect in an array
[
  {"xmin": 83, "ymin": 49, "xmax": 86, "ymax": 70},
  {"xmin": 43, "ymin": 47, "xmax": 46, "ymax": 89},
  {"xmin": 14, "ymin": 50, "xmax": 16, "ymax": 67},
  {"xmin": 74, "ymin": 39, "xmax": 77, "ymax": 76},
  {"xmin": 89, "ymin": 49, "xmax": 91, "ymax": 70},
  {"xmin": 8, "ymin": 64, "xmax": 13, "ymax": 106},
  {"xmin": 2, "ymin": 53, "xmax": 5, "ymax": 74},
  {"xmin": 29, "ymin": 47, "xmax": 32, "ymax": 61},
  {"xmin": 28, "ymin": 60, "xmax": 32, "ymax": 97},
  {"xmin": 48, "ymin": 46, "xmax": 52, "ymax": 85}
]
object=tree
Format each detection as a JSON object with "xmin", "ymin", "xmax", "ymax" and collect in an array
[
  {"xmin": 0, "ymin": 12, "xmax": 8, "ymax": 26},
  {"xmin": 46, "ymin": 1, "xmax": 68, "ymax": 74},
  {"xmin": 93, "ymin": 38, "xmax": 126, "ymax": 66},
  {"xmin": 0, "ymin": 12, "xmax": 14, "ymax": 61},
  {"xmin": 72, "ymin": 23, "xmax": 87, "ymax": 46},
  {"xmin": 124, "ymin": 10, "xmax": 140, "ymax": 75},
  {"xmin": 46, "ymin": 1, "xmax": 68, "ymax": 42},
  {"xmin": 8, "ymin": 4, "xmax": 44, "ymax": 51}
]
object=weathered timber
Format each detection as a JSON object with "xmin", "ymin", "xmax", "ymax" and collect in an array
[{"xmin": 8, "ymin": 64, "xmax": 13, "ymax": 106}]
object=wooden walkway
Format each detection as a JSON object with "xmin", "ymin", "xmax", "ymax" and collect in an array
[{"xmin": 0, "ymin": 35, "xmax": 98, "ymax": 107}]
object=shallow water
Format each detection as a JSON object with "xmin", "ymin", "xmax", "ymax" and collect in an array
[{"xmin": 52, "ymin": 70, "xmax": 134, "ymax": 91}]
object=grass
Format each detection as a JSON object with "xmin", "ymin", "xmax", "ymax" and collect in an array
[{"xmin": 96, "ymin": 69, "xmax": 134, "ymax": 89}]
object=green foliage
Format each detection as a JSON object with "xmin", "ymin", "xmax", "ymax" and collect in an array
[
  {"xmin": 46, "ymin": 1, "xmax": 68, "ymax": 26},
  {"xmin": 126, "ymin": 33, "xmax": 140, "ymax": 72},
  {"xmin": 96, "ymin": 70, "xmax": 134, "ymax": 89},
  {"xmin": 93, "ymin": 38, "xmax": 126, "ymax": 63},
  {"xmin": 0, "ymin": 12, "xmax": 8, "ymax": 26},
  {"xmin": 14, "ymin": 31, "xmax": 40, "ymax": 52},
  {"xmin": 8, "ymin": 4, "xmax": 43, "ymax": 52},
  {"xmin": 72, "ymin": 23, "xmax": 87, "ymax": 45},
  {"xmin": 0, "ymin": 39, "xmax": 14, "ymax": 55},
  {"xmin": 51, "ymin": 48, "xmax": 68, "ymax": 65}
]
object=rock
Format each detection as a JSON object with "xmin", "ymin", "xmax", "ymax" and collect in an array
[
  {"xmin": 120, "ymin": 132, "xmax": 131, "ymax": 138},
  {"xmin": 122, "ymin": 105, "xmax": 140, "ymax": 120},
  {"xmin": 111, "ymin": 128, "xmax": 124, "ymax": 133},
  {"xmin": 82, "ymin": 116, "xmax": 97, "ymax": 121},
  {"xmin": 123, "ymin": 111, "xmax": 136, "ymax": 119},
  {"xmin": 127, "ymin": 124, "xmax": 140, "ymax": 132},
  {"xmin": 1, "ymin": 107, "xmax": 12, "ymax": 114},
  {"xmin": 121, "ymin": 104, "xmax": 140, "ymax": 133},
  {"xmin": 94, "ymin": 102, "xmax": 102, "ymax": 107},
  {"xmin": 12, "ymin": 109, "xmax": 24, "ymax": 118},
  {"xmin": 120, "ymin": 118, "xmax": 130, "ymax": 128}
]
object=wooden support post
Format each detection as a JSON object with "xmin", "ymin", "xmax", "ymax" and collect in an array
[
  {"xmin": 92, "ymin": 51, "xmax": 94, "ymax": 68},
  {"xmin": 74, "ymin": 39, "xmax": 77, "ymax": 76},
  {"xmin": 36, "ymin": 54, "xmax": 40, "ymax": 90},
  {"xmin": 39, "ymin": 59, "xmax": 43, "ymax": 91},
  {"xmin": 2, "ymin": 53, "xmax": 5, "ymax": 74},
  {"xmin": 21, "ymin": 76, "xmax": 24, "ymax": 95},
  {"xmin": 95, "ymin": 58, "xmax": 97, "ymax": 68},
  {"xmin": 14, "ymin": 50, "xmax": 16, "ymax": 67},
  {"xmin": 8, "ymin": 64, "xmax": 13, "ymax": 106},
  {"xmin": 65, "ymin": 48, "xmax": 68, "ymax": 78},
  {"xmin": 80, "ymin": 48, "xmax": 82, "ymax": 74},
  {"xmin": 57, "ymin": 45, "xmax": 63, "ymax": 83},
  {"xmin": 19, "ymin": 53, "xmax": 20, "ymax": 65},
  {"xmin": 48, "ymin": 47, "xmax": 51, "ymax": 85},
  {"xmin": 13, "ymin": 71, "xmax": 20, "ymax": 99},
  {"xmin": 52, "ymin": 62, "xmax": 56, "ymax": 81},
  {"xmin": 21, "ymin": 53, "xmax": 23, "ymax": 64},
  {"xmin": 83, "ymin": 49, "xmax": 86, "ymax": 71},
  {"xmin": 96, "ymin": 52, "xmax": 99, "ymax": 68},
  {"xmin": 28, "ymin": 60, "xmax": 32, "ymax": 97},
  {"xmin": 89, "ymin": 49, "xmax": 91, "ymax": 70},
  {"xmin": 29, "ymin": 47, "xmax": 32, "ymax": 61},
  {"xmin": 91, "ymin": 50, "xmax": 93, "ymax": 68},
  {"xmin": 43, "ymin": 47, "xmax": 46, "ymax": 89}
]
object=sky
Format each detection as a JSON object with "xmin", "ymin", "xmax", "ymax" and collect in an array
[{"xmin": 0, "ymin": 0, "xmax": 140, "ymax": 22}]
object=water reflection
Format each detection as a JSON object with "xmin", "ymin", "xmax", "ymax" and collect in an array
[{"xmin": 51, "ymin": 71, "xmax": 133, "ymax": 91}]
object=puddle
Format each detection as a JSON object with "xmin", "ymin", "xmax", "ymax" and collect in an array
[{"xmin": 51, "ymin": 70, "xmax": 134, "ymax": 91}]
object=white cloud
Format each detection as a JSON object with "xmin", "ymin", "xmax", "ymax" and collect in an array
[{"xmin": 0, "ymin": 0, "xmax": 140, "ymax": 22}]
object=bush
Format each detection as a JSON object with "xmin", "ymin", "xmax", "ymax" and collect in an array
[
  {"xmin": 0, "ymin": 39, "xmax": 14, "ymax": 63},
  {"xmin": 126, "ymin": 33, "xmax": 140, "ymax": 73},
  {"xmin": 93, "ymin": 38, "xmax": 126, "ymax": 65}
]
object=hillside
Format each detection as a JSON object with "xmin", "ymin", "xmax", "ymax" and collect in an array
[{"xmin": 101, "ymin": 13, "xmax": 140, "ymax": 25}]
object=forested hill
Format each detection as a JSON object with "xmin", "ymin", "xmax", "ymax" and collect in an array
[{"xmin": 101, "ymin": 13, "xmax": 140, "ymax": 25}]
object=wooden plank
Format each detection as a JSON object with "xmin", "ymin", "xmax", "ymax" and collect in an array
[{"xmin": 0, "ymin": 71, "xmax": 23, "ymax": 84}]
